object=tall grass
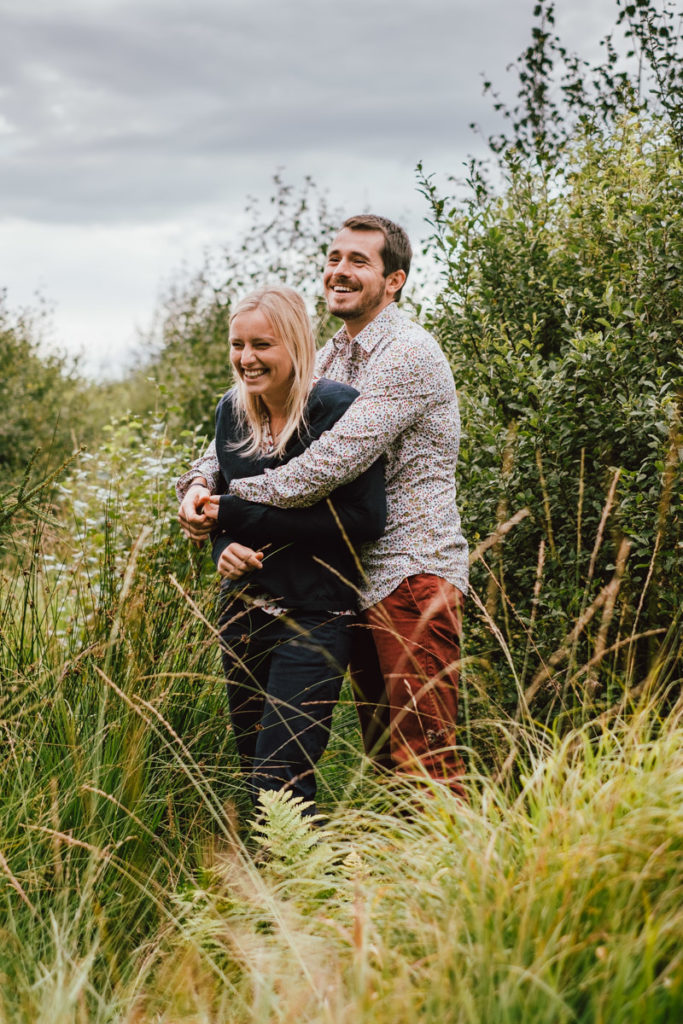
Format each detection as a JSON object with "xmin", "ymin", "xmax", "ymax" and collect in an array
[{"xmin": 0, "ymin": 436, "xmax": 680, "ymax": 1022}]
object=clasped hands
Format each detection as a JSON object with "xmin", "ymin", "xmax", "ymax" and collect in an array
[{"xmin": 177, "ymin": 485, "xmax": 263, "ymax": 580}]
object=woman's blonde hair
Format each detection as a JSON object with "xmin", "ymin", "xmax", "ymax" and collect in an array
[{"xmin": 229, "ymin": 285, "xmax": 316, "ymax": 458}]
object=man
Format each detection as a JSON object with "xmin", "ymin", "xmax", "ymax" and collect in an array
[{"xmin": 177, "ymin": 215, "xmax": 469, "ymax": 793}]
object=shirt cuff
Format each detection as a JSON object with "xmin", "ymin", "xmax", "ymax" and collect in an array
[{"xmin": 175, "ymin": 463, "xmax": 219, "ymax": 502}]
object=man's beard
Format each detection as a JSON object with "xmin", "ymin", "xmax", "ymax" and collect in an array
[{"xmin": 329, "ymin": 277, "xmax": 387, "ymax": 323}]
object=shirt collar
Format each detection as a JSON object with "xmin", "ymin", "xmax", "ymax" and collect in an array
[{"xmin": 332, "ymin": 302, "xmax": 403, "ymax": 354}]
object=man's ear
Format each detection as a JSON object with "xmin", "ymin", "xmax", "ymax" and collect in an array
[{"xmin": 385, "ymin": 269, "xmax": 406, "ymax": 298}]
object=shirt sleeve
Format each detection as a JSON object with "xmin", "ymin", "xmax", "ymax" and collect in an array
[
  {"xmin": 175, "ymin": 438, "xmax": 221, "ymax": 501},
  {"xmin": 216, "ymin": 454, "xmax": 386, "ymax": 547},
  {"xmin": 229, "ymin": 340, "xmax": 454, "ymax": 507}
]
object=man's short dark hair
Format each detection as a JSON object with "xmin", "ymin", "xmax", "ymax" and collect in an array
[{"xmin": 342, "ymin": 214, "xmax": 412, "ymax": 301}]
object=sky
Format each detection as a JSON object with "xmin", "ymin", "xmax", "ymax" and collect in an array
[{"xmin": 1, "ymin": 0, "xmax": 619, "ymax": 377}]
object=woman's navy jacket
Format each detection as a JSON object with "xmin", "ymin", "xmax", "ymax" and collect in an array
[{"xmin": 212, "ymin": 377, "xmax": 386, "ymax": 611}]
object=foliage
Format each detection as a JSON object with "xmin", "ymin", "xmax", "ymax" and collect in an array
[
  {"xmin": 481, "ymin": 0, "xmax": 683, "ymax": 165},
  {"xmin": 0, "ymin": 450, "xmax": 64, "ymax": 548},
  {"xmin": 1, "ymin": 508, "xmax": 681, "ymax": 1022},
  {"xmin": 0, "ymin": 292, "xmax": 88, "ymax": 484},
  {"xmin": 421, "ymin": 8, "xmax": 682, "ymax": 713},
  {"xmin": 0, "ymin": 409, "xmax": 679, "ymax": 1019},
  {"xmin": 107, "ymin": 176, "xmax": 344, "ymax": 442}
]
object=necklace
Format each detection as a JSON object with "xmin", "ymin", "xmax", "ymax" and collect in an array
[{"xmin": 268, "ymin": 415, "xmax": 287, "ymax": 441}]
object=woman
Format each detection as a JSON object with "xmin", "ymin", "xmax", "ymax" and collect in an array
[{"xmin": 199, "ymin": 285, "xmax": 385, "ymax": 816}]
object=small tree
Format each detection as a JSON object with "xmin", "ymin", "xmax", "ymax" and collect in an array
[
  {"xmin": 422, "ymin": 0, "xmax": 682, "ymax": 714},
  {"xmin": 0, "ymin": 292, "xmax": 86, "ymax": 482}
]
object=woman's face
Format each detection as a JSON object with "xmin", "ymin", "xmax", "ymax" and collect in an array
[{"xmin": 229, "ymin": 308, "xmax": 294, "ymax": 411}]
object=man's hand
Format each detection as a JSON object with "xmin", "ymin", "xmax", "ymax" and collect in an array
[
  {"xmin": 178, "ymin": 482, "xmax": 213, "ymax": 542},
  {"xmin": 217, "ymin": 542, "xmax": 264, "ymax": 580},
  {"xmin": 201, "ymin": 495, "xmax": 221, "ymax": 522}
]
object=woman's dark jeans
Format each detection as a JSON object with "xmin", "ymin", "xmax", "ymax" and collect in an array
[{"xmin": 218, "ymin": 600, "xmax": 352, "ymax": 815}]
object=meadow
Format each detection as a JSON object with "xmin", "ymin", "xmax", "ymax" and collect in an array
[{"xmin": 0, "ymin": 406, "xmax": 680, "ymax": 1021}]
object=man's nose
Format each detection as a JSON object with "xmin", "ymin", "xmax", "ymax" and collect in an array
[{"xmin": 332, "ymin": 256, "xmax": 352, "ymax": 276}]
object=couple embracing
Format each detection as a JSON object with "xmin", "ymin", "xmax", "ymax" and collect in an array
[{"xmin": 176, "ymin": 214, "xmax": 469, "ymax": 817}]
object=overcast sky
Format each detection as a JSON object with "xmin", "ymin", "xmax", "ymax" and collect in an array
[{"xmin": 1, "ymin": 0, "xmax": 619, "ymax": 376}]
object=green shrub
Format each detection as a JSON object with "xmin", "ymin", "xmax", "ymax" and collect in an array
[
  {"xmin": 0, "ymin": 293, "xmax": 86, "ymax": 483},
  {"xmin": 424, "ymin": 116, "xmax": 682, "ymax": 713}
]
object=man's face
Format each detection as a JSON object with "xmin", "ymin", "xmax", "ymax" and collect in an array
[{"xmin": 323, "ymin": 228, "xmax": 402, "ymax": 336}]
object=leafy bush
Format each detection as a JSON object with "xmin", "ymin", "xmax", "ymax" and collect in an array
[
  {"xmin": 424, "ymin": 115, "xmax": 681, "ymax": 712},
  {"xmin": 0, "ymin": 293, "xmax": 87, "ymax": 483}
]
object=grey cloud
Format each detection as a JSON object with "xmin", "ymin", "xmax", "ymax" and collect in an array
[{"xmin": 0, "ymin": 0, "xmax": 617, "ymax": 224}]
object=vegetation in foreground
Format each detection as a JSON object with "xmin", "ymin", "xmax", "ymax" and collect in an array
[
  {"xmin": 0, "ymin": 463, "xmax": 681, "ymax": 1022},
  {"xmin": 0, "ymin": 402, "xmax": 679, "ymax": 1021}
]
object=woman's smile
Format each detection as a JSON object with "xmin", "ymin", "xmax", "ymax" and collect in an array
[{"xmin": 229, "ymin": 308, "xmax": 294, "ymax": 409}]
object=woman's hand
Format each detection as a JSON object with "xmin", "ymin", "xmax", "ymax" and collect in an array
[{"xmin": 217, "ymin": 542, "xmax": 264, "ymax": 579}]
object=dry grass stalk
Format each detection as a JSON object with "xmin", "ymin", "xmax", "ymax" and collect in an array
[
  {"xmin": 468, "ymin": 583, "xmax": 522, "ymax": 699},
  {"xmin": 168, "ymin": 572, "xmax": 259, "ymax": 682},
  {"xmin": 29, "ymin": 826, "xmax": 105, "ymax": 855},
  {"xmin": 0, "ymin": 848, "xmax": 35, "ymax": 914},
  {"xmin": 656, "ymin": 410, "xmax": 681, "ymax": 535},
  {"xmin": 168, "ymin": 574, "xmax": 224, "ymax": 644},
  {"xmin": 625, "ymin": 531, "xmax": 662, "ymax": 684},
  {"xmin": 521, "ymin": 539, "xmax": 546, "ymax": 687},
  {"xmin": 566, "ymin": 467, "xmax": 623, "ymax": 681},
  {"xmin": 475, "ymin": 548, "xmax": 552, "ymax": 703},
  {"xmin": 587, "ymin": 537, "xmax": 632, "ymax": 690},
  {"xmin": 105, "ymin": 525, "xmax": 152, "ymax": 656},
  {"xmin": 50, "ymin": 775, "xmax": 63, "ymax": 884},
  {"xmin": 532, "ymin": 539, "xmax": 546, "ymax": 609},
  {"xmin": 80, "ymin": 783, "xmax": 191, "ymax": 882},
  {"xmin": 571, "ymin": 627, "xmax": 665, "ymax": 683},
  {"xmin": 577, "ymin": 447, "xmax": 585, "ymax": 562},
  {"xmin": 524, "ymin": 537, "xmax": 632, "ymax": 707},
  {"xmin": 94, "ymin": 665, "xmax": 235, "ymax": 845},
  {"xmin": 485, "ymin": 425, "xmax": 518, "ymax": 618},
  {"xmin": 469, "ymin": 507, "xmax": 531, "ymax": 566},
  {"xmin": 587, "ymin": 468, "xmax": 621, "ymax": 585},
  {"xmin": 535, "ymin": 449, "xmax": 556, "ymax": 559},
  {"xmin": 167, "ymin": 792, "xmax": 178, "ymax": 841}
]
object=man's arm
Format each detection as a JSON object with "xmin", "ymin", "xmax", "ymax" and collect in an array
[
  {"xmin": 209, "ymin": 451, "xmax": 386, "ymax": 546},
  {"xmin": 229, "ymin": 340, "xmax": 454, "ymax": 507},
  {"xmin": 175, "ymin": 439, "xmax": 220, "ymax": 501}
]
